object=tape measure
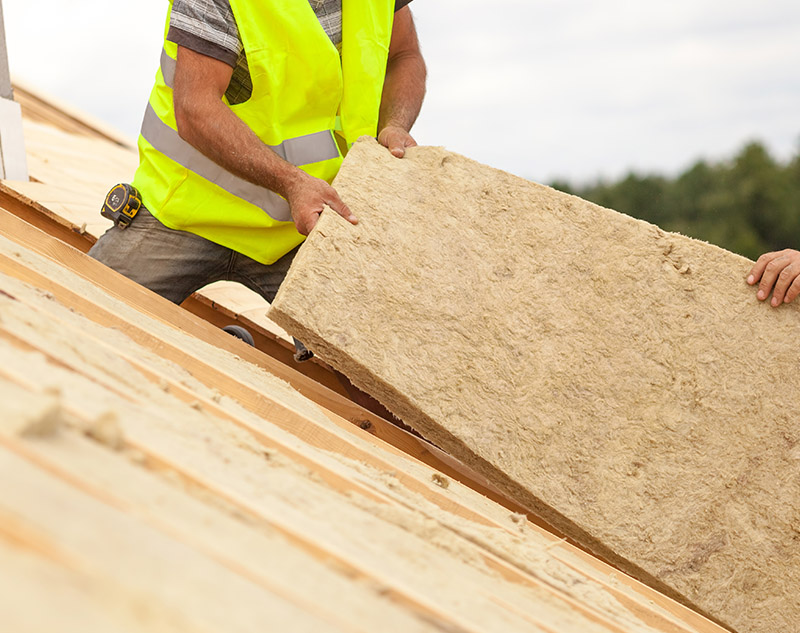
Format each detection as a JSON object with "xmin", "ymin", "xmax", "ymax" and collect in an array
[{"xmin": 101, "ymin": 183, "xmax": 143, "ymax": 229}]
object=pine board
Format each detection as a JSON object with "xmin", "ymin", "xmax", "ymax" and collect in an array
[{"xmin": 269, "ymin": 138, "xmax": 800, "ymax": 633}]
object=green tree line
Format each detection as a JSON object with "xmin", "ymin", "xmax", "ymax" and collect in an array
[{"xmin": 550, "ymin": 141, "xmax": 800, "ymax": 261}]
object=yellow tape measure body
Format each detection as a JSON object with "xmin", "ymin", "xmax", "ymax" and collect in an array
[{"xmin": 101, "ymin": 183, "xmax": 143, "ymax": 229}]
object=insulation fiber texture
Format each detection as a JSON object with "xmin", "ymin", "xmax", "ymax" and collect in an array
[{"xmin": 270, "ymin": 137, "xmax": 800, "ymax": 633}]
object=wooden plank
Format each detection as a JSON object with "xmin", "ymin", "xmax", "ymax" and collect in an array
[
  {"xmin": 0, "ymin": 182, "xmax": 94, "ymax": 251},
  {"xmin": 193, "ymin": 280, "xmax": 308, "ymax": 352},
  {"xmin": 1, "ymin": 163, "xmax": 347, "ymax": 399},
  {"xmin": 19, "ymin": 121, "xmax": 136, "ymax": 194},
  {"xmin": 0, "ymin": 179, "xmax": 347, "ymax": 397},
  {"xmin": 0, "ymin": 537, "xmax": 160, "ymax": 633},
  {"xmin": 0, "ymin": 373, "xmax": 504, "ymax": 633},
  {"xmin": 0, "ymin": 447, "xmax": 353, "ymax": 633},
  {"xmin": 21, "ymin": 117, "xmax": 136, "ymax": 158},
  {"xmin": 0, "ymin": 429, "xmax": 443, "ymax": 633},
  {"xmin": 2, "ymin": 179, "xmax": 112, "ymax": 206},
  {"xmin": 270, "ymin": 138, "xmax": 795, "ymax": 633},
  {"xmin": 551, "ymin": 547, "xmax": 723, "ymax": 633}
]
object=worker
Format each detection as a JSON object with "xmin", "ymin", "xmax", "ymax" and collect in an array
[
  {"xmin": 89, "ymin": 0, "xmax": 426, "ymax": 357},
  {"xmin": 747, "ymin": 249, "xmax": 800, "ymax": 306}
]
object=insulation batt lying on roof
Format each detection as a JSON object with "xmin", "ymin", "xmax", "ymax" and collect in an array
[{"xmin": 270, "ymin": 137, "xmax": 800, "ymax": 633}]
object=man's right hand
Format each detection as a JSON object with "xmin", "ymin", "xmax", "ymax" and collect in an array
[{"xmin": 285, "ymin": 173, "xmax": 358, "ymax": 236}]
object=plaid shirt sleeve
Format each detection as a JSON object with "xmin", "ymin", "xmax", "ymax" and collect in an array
[
  {"xmin": 168, "ymin": 0, "xmax": 242, "ymax": 67},
  {"xmin": 168, "ymin": 0, "xmax": 415, "ymax": 68},
  {"xmin": 166, "ymin": 0, "xmax": 415, "ymax": 104}
]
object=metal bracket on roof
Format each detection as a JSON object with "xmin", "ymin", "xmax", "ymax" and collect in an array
[{"xmin": 0, "ymin": 0, "xmax": 28, "ymax": 181}]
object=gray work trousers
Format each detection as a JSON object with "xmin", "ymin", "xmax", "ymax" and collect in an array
[{"xmin": 88, "ymin": 206, "xmax": 310, "ymax": 358}]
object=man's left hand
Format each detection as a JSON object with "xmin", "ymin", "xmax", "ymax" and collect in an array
[
  {"xmin": 378, "ymin": 125, "xmax": 417, "ymax": 158},
  {"xmin": 747, "ymin": 249, "xmax": 800, "ymax": 306}
]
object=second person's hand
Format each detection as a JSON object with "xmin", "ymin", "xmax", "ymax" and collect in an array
[{"xmin": 747, "ymin": 249, "xmax": 800, "ymax": 306}]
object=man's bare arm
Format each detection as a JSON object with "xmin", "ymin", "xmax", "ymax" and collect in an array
[
  {"xmin": 173, "ymin": 46, "xmax": 356, "ymax": 235},
  {"xmin": 378, "ymin": 7, "xmax": 427, "ymax": 158}
]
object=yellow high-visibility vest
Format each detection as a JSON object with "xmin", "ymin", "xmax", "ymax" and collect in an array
[{"xmin": 132, "ymin": 0, "xmax": 395, "ymax": 264}]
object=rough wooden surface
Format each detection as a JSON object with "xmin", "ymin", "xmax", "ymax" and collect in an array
[{"xmin": 270, "ymin": 138, "xmax": 800, "ymax": 633}]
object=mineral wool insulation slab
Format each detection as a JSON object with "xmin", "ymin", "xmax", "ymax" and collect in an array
[{"xmin": 270, "ymin": 138, "xmax": 800, "ymax": 633}]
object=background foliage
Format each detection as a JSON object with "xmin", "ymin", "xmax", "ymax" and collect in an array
[{"xmin": 550, "ymin": 141, "xmax": 800, "ymax": 261}]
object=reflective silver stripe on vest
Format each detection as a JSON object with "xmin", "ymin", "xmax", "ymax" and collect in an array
[
  {"xmin": 267, "ymin": 130, "xmax": 341, "ymax": 166},
  {"xmin": 160, "ymin": 48, "xmax": 176, "ymax": 88},
  {"xmin": 141, "ymin": 104, "xmax": 340, "ymax": 222}
]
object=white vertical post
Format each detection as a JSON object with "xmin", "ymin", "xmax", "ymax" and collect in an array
[
  {"xmin": 0, "ymin": 0, "xmax": 28, "ymax": 181},
  {"xmin": 0, "ymin": 0, "xmax": 11, "ymax": 101}
]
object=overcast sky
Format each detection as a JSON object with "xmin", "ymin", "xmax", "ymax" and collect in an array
[{"xmin": 3, "ymin": 0, "xmax": 799, "ymax": 183}]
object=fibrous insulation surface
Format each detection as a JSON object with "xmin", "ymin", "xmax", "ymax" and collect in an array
[{"xmin": 270, "ymin": 138, "xmax": 800, "ymax": 633}]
